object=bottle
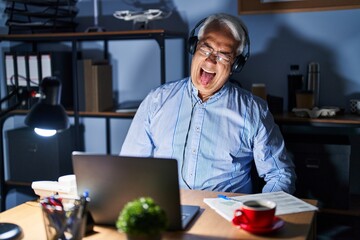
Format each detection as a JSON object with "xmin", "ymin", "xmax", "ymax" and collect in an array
[
  {"xmin": 287, "ymin": 65, "xmax": 304, "ymax": 111},
  {"xmin": 307, "ymin": 62, "xmax": 320, "ymax": 107},
  {"xmin": 251, "ymin": 83, "xmax": 267, "ymax": 101}
]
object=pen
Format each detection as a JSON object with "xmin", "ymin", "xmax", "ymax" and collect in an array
[
  {"xmin": 77, "ymin": 191, "xmax": 90, "ymax": 219},
  {"xmin": 218, "ymin": 194, "xmax": 243, "ymax": 203}
]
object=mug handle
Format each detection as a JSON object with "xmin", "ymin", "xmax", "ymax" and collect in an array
[{"xmin": 232, "ymin": 209, "xmax": 250, "ymax": 226}]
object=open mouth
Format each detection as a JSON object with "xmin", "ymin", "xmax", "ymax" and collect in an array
[{"xmin": 200, "ymin": 68, "xmax": 216, "ymax": 86}]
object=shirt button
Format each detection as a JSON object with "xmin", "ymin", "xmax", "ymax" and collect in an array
[
  {"xmin": 196, "ymin": 126, "xmax": 200, "ymax": 132},
  {"xmin": 192, "ymin": 149, "xmax": 196, "ymax": 154}
]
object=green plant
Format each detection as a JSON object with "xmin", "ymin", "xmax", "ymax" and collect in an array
[{"xmin": 116, "ymin": 197, "xmax": 168, "ymax": 237}]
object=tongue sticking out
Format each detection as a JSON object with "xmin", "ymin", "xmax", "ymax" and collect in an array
[{"xmin": 200, "ymin": 70, "xmax": 215, "ymax": 86}]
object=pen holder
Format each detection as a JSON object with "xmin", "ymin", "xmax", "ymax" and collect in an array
[{"xmin": 41, "ymin": 196, "xmax": 88, "ymax": 240}]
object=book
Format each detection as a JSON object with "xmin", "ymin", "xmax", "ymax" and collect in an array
[
  {"xmin": 4, "ymin": 53, "xmax": 15, "ymax": 87},
  {"xmin": 78, "ymin": 59, "xmax": 113, "ymax": 112},
  {"xmin": 92, "ymin": 63, "xmax": 113, "ymax": 112},
  {"xmin": 28, "ymin": 53, "xmax": 40, "ymax": 87},
  {"xmin": 16, "ymin": 54, "xmax": 27, "ymax": 86},
  {"xmin": 77, "ymin": 59, "xmax": 93, "ymax": 111},
  {"xmin": 40, "ymin": 53, "xmax": 52, "ymax": 80}
]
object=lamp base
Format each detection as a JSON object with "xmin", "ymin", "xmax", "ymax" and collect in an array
[{"xmin": 0, "ymin": 223, "xmax": 23, "ymax": 239}]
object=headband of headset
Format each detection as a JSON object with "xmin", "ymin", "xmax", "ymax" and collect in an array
[{"xmin": 187, "ymin": 17, "xmax": 250, "ymax": 73}]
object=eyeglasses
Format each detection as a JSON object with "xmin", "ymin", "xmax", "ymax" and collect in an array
[{"xmin": 197, "ymin": 43, "xmax": 233, "ymax": 64}]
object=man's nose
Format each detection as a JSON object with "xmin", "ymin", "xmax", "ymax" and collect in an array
[{"xmin": 205, "ymin": 53, "xmax": 218, "ymax": 63}]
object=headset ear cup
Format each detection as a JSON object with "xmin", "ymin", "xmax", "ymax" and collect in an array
[
  {"xmin": 231, "ymin": 55, "xmax": 245, "ymax": 73},
  {"xmin": 188, "ymin": 36, "xmax": 198, "ymax": 55}
]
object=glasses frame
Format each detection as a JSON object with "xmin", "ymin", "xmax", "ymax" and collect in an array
[{"xmin": 196, "ymin": 42, "xmax": 234, "ymax": 65}]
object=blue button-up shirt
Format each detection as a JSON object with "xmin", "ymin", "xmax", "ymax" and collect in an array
[{"xmin": 120, "ymin": 77, "xmax": 296, "ymax": 194}]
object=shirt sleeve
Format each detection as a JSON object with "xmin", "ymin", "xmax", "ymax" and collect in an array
[
  {"xmin": 252, "ymin": 103, "xmax": 297, "ymax": 194},
  {"xmin": 120, "ymin": 93, "xmax": 154, "ymax": 157}
]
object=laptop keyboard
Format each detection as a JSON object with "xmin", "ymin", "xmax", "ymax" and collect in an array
[{"xmin": 182, "ymin": 213, "xmax": 189, "ymax": 220}]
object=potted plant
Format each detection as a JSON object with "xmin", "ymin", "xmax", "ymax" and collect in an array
[{"xmin": 116, "ymin": 197, "xmax": 168, "ymax": 240}]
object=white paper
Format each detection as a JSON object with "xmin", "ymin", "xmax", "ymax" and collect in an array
[{"xmin": 204, "ymin": 191, "xmax": 318, "ymax": 222}]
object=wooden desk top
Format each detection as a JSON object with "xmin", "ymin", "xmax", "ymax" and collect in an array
[{"xmin": 0, "ymin": 189, "xmax": 317, "ymax": 240}]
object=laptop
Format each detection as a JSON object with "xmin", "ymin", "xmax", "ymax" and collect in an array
[{"xmin": 72, "ymin": 152, "xmax": 200, "ymax": 230}]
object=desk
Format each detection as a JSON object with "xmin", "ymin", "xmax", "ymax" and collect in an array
[{"xmin": 0, "ymin": 189, "xmax": 317, "ymax": 240}]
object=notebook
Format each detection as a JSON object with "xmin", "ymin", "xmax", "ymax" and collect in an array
[{"xmin": 71, "ymin": 152, "xmax": 200, "ymax": 230}]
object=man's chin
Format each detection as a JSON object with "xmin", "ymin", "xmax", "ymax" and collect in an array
[{"xmin": 194, "ymin": 80, "xmax": 210, "ymax": 90}]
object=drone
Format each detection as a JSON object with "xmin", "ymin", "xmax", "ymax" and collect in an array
[{"xmin": 113, "ymin": 9, "xmax": 171, "ymax": 28}]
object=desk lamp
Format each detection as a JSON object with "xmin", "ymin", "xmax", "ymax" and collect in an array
[
  {"xmin": 0, "ymin": 78, "xmax": 69, "ymax": 238},
  {"xmin": 25, "ymin": 76, "xmax": 70, "ymax": 137}
]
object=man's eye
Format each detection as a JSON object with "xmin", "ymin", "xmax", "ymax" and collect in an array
[
  {"xmin": 218, "ymin": 54, "xmax": 230, "ymax": 62},
  {"xmin": 200, "ymin": 47, "xmax": 211, "ymax": 55}
]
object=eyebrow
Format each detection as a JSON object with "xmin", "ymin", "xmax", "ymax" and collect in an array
[{"xmin": 202, "ymin": 41, "xmax": 233, "ymax": 56}]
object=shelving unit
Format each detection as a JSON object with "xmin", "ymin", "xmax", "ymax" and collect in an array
[
  {"xmin": 0, "ymin": 29, "xmax": 188, "ymax": 147},
  {"xmin": 3, "ymin": 0, "xmax": 78, "ymax": 34},
  {"xmin": 0, "ymin": 30, "xmax": 189, "ymax": 211},
  {"xmin": 0, "ymin": 29, "xmax": 188, "ymax": 87}
]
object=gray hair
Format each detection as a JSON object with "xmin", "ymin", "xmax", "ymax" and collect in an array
[{"xmin": 197, "ymin": 13, "xmax": 247, "ymax": 56}]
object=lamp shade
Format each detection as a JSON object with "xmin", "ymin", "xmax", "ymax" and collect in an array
[{"xmin": 25, "ymin": 76, "xmax": 70, "ymax": 132}]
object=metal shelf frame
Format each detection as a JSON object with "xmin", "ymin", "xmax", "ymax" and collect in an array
[{"xmin": 0, "ymin": 30, "xmax": 189, "ymax": 211}]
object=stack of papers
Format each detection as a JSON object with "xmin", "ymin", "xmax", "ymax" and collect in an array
[
  {"xmin": 204, "ymin": 191, "xmax": 318, "ymax": 221},
  {"xmin": 31, "ymin": 174, "xmax": 78, "ymax": 199}
]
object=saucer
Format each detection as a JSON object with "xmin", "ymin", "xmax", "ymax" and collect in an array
[{"xmin": 234, "ymin": 217, "xmax": 284, "ymax": 234}]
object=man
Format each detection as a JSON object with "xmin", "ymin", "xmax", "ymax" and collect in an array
[{"xmin": 120, "ymin": 13, "xmax": 296, "ymax": 194}]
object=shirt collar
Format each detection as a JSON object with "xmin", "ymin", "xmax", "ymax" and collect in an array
[{"xmin": 188, "ymin": 77, "xmax": 230, "ymax": 104}]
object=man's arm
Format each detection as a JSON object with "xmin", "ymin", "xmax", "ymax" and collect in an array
[
  {"xmin": 252, "ymin": 107, "xmax": 297, "ymax": 194},
  {"xmin": 120, "ymin": 95, "xmax": 154, "ymax": 157}
]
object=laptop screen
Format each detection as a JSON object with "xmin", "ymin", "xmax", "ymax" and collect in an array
[{"xmin": 72, "ymin": 152, "xmax": 199, "ymax": 230}]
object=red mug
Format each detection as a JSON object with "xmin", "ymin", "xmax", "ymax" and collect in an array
[{"xmin": 232, "ymin": 199, "xmax": 276, "ymax": 228}]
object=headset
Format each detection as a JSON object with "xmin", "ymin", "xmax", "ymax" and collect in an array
[{"xmin": 187, "ymin": 17, "xmax": 250, "ymax": 73}]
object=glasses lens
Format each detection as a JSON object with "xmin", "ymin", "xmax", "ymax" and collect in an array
[
  {"xmin": 198, "ymin": 45, "xmax": 212, "ymax": 57},
  {"xmin": 216, "ymin": 53, "xmax": 231, "ymax": 64}
]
